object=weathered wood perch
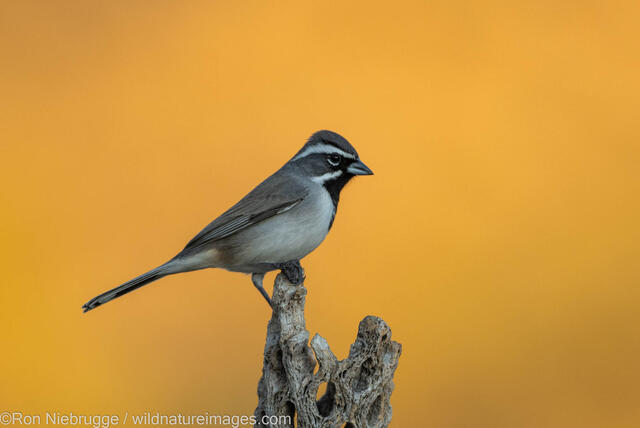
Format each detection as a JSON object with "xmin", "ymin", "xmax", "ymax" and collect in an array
[{"xmin": 254, "ymin": 272, "xmax": 402, "ymax": 428}]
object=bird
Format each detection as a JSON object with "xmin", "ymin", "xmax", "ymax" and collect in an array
[{"xmin": 82, "ymin": 130, "xmax": 373, "ymax": 312}]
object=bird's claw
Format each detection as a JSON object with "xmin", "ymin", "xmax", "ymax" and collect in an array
[{"xmin": 277, "ymin": 260, "xmax": 305, "ymax": 285}]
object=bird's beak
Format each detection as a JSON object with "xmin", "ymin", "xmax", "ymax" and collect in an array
[{"xmin": 347, "ymin": 160, "xmax": 374, "ymax": 176}]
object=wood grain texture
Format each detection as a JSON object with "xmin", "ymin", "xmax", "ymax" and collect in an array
[{"xmin": 255, "ymin": 273, "xmax": 401, "ymax": 428}]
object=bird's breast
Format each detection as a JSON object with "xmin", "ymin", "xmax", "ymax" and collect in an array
[{"xmin": 228, "ymin": 187, "xmax": 335, "ymax": 265}]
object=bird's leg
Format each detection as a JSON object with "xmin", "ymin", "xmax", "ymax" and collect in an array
[
  {"xmin": 276, "ymin": 260, "xmax": 305, "ymax": 285},
  {"xmin": 251, "ymin": 273, "xmax": 272, "ymax": 308}
]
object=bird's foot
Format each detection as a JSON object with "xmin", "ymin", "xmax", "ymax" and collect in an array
[{"xmin": 277, "ymin": 260, "xmax": 305, "ymax": 285}]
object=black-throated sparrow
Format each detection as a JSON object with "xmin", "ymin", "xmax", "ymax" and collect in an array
[{"xmin": 82, "ymin": 130, "xmax": 373, "ymax": 312}]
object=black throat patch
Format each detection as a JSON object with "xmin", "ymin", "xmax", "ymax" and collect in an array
[{"xmin": 322, "ymin": 172, "xmax": 353, "ymax": 229}]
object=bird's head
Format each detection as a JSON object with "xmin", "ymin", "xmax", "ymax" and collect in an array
[{"xmin": 291, "ymin": 130, "xmax": 373, "ymax": 193}]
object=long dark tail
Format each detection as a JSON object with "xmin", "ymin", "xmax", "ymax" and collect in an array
[{"xmin": 82, "ymin": 263, "xmax": 173, "ymax": 312}]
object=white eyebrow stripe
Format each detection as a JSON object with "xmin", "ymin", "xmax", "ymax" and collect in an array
[
  {"xmin": 293, "ymin": 144, "xmax": 356, "ymax": 161},
  {"xmin": 311, "ymin": 170, "xmax": 343, "ymax": 184}
]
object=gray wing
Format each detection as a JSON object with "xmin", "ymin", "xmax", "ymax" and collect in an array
[{"xmin": 181, "ymin": 172, "xmax": 308, "ymax": 253}]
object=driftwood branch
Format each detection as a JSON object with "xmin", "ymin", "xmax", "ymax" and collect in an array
[{"xmin": 254, "ymin": 273, "xmax": 402, "ymax": 428}]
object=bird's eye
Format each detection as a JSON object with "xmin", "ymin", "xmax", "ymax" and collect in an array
[{"xmin": 327, "ymin": 154, "xmax": 342, "ymax": 166}]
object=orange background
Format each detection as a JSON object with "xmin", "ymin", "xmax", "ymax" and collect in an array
[{"xmin": 1, "ymin": 1, "xmax": 639, "ymax": 427}]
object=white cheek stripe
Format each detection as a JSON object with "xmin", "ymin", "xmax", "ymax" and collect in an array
[
  {"xmin": 311, "ymin": 170, "xmax": 343, "ymax": 184},
  {"xmin": 293, "ymin": 144, "xmax": 356, "ymax": 161}
]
